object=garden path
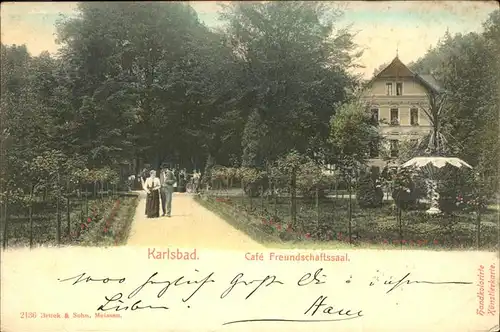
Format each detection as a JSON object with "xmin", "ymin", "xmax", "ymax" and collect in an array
[{"xmin": 126, "ymin": 192, "xmax": 264, "ymax": 249}]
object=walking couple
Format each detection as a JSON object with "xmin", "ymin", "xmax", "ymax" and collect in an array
[{"xmin": 143, "ymin": 167, "xmax": 176, "ymax": 218}]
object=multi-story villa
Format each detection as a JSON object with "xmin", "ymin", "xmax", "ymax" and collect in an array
[{"xmin": 361, "ymin": 56, "xmax": 441, "ymax": 169}]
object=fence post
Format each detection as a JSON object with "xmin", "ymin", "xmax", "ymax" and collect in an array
[
  {"xmin": 315, "ymin": 187, "xmax": 319, "ymax": 226},
  {"xmin": 348, "ymin": 176, "xmax": 352, "ymax": 244},
  {"xmin": 66, "ymin": 179, "xmax": 71, "ymax": 236},
  {"xmin": 290, "ymin": 167, "xmax": 297, "ymax": 229},
  {"xmin": 56, "ymin": 172, "xmax": 61, "ymax": 245},
  {"xmin": 274, "ymin": 181, "xmax": 278, "ymax": 217},
  {"xmin": 85, "ymin": 184, "xmax": 88, "ymax": 218},
  {"xmin": 29, "ymin": 184, "xmax": 34, "ymax": 249},
  {"xmin": 249, "ymin": 187, "xmax": 253, "ymax": 210},
  {"xmin": 475, "ymin": 212, "xmax": 481, "ymax": 249},
  {"xmin": 260, "ymin": 185, "xmax": 264, "ymax": 213},
  {"xmin": 80, "ymin": 184, "xmax": 84, "ymax": 225},
  {"xmin": 2, "ymin": 201, "xmax": 8, "ymax": 249}
]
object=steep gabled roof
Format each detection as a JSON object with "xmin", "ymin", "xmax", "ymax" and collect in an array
[
  {"xmin": 367, "ymin": 56, "xmax": 442, "ymax": 93},
  {"xmin": 376, "ymin": 56, "xmax": 414, "ymax": 78}
]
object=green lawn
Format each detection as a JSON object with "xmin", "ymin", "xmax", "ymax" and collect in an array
[{"xmin": 197, "ymin": 194, "xmax": 499, "ymax": 251}]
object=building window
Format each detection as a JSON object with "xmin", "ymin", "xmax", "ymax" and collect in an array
[
  {"xmin": 396, "ymin": 82, "xmax": 403, "ymax": 96},
  {"xmin": 371, "ymin": 108, "xmax": 379, "ymax": 125},
  {"xmin": 410, "ymin": 108, "xmax": 419, "ymax": 126},
  {"xmin": 390, "ymin": 140, "xmax": 399, "ymax": 158},
  {"xmin": 390, "ymin": 108, "xmax": 399, "ymax": 125},
  {"xmin": 386, "ymin": 83, "xmax": 393, "ymax": 96}
]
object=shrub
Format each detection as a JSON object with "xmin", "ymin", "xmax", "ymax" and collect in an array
[
  {"xmin": 238, "ymin": 167, "xmax": 269, "ymax": 197},
  {"xmin": 437, "ymin": 168, "xmax": 475, "ymax": 214},
  {"xmin": 356, "ymin": 171, "xmax": 383, "ymax": 208}
]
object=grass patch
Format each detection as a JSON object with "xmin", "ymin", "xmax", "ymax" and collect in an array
[
  {"xmin": 1, "ymin": 192, "xmax": 139, "ymax": 248},
  {"xmin": 77, "ymin": 193, "xmax": 139, "ymax": 247},
  {"xmin": 198, "ymin": 193, "xmax": 499, "ymax": 251},
  {"xmin": 194, "ymin": 195, "xmax": 283, "ymax": 244}
]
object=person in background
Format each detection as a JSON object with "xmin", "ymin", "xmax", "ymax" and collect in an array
[
  {"xmin": 160, "ymin": 166, "xmax": 175, "ymax": 217},
  {"xmin": 127, "ymin": 174, "xmax": 135, "ymax": 191},
  {"xmin": 179, "ymin": 168, "xmax": 186, "ymax": 193},
  {"xmin": 143, "ymin": 170, "xmax": 161, "ymax": 218},
  {"xmin": 173, "ymin": 167, "xmax": 179, "ymax": 192},
  {"xmin": 193, "ymin": 170, "xmax": 201, "ymax": 193}
]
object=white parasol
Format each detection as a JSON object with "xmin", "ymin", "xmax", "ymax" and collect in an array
[
  {"xmin": 401, "ymin": 156, "xmax": 472, "ymax": 214},
  {"xmin": 401, "ymin": 157, "xmax": 472, "ymax": 169}
]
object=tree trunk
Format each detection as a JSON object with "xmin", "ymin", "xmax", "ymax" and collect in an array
[
  {"xmin": 348, "ymin": 177, "xmax": 352, "ymax": 244},
  {"xmin": 315, "ymin": 187, "xmax": 319, "ymax": 226},
  {"xmin": 274, "ymin": 183, "xmax": 278, "ymax": 217},
  {"xmin": 290, "ymin": 168, "xmax": 297, "ymax": 228},
  {"xmin": 80, "ymin": 184, "xmax": 84, "ymax": 224},
  {"xmin": 249, "ymin": 187, "xmax": 253, "ymax": 210},
  {"xmin": 85, "ymin": 186, "xmax": 88, "ymax": 218},
  {"xmin": 260, "ymin": 185, "xmax": 264, "ymax": 213},
  {"xmin": 29, "ymin": 185, "xmax": 34, "ymax": 249},
  {"xmin": 56, "ymin": 173, "xmax": 61, "ymax": 245},
  {"xmin": 56, "ymin": 195, "xmax": 61, "ymax": 245},
  {"xmin": 66, "ymin": 196, "xmax": 71, "ymax": 236},
  {"xmin": 476, "ymin": 212, "xmax": 481, "ymax": 249},
  {"xmin": 66, "ymin": 180, "xmax": 71, "ymax": 236},
  {"xmin": 2, "ymin": 201, "xmax": 8, "ymax": 249},
  {"xmin": 398, "ymin": 205, "xmax": 403, "ymax": 249}
]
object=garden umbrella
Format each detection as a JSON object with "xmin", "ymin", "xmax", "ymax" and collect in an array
[{"xmin": 401, "ymin": 157, "xmax": 472, "ymax": 214}]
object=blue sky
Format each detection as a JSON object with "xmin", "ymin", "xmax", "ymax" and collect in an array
[{"xmin": 1, "ymin": 1, "xmax": 497, "ymax": 78}]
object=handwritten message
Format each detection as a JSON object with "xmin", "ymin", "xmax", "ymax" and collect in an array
[
  {"xmin": 2, "ymin": 248, "xmax": 499, "ymax": 332},
  {"xmin": 57, "ymin": 267, "xmax": 471, "ymax": 325}
]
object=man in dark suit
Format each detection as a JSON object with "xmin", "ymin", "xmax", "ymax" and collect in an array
[{"xmin": 160, "ymin": 166, "xmax": 175, "ymax": 217}]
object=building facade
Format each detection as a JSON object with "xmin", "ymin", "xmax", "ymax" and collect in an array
[{"xmin": 361, "ymin": 56, "xmax": 441, "ymax": 168}]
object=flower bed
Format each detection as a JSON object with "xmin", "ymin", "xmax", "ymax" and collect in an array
[
  {"xmin": 72, "ymin": 194, "xmax": 138, "ymax": 246},
  {"xmin": 199, "ymin": 194, "xmax": 499, "ymax": 249}
]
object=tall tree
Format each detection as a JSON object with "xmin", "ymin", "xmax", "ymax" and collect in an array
[{"xmin": 219, "ymin": 1, "xmax": 361, "ymax": 167}]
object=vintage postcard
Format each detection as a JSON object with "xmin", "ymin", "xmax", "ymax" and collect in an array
[{"xmin": 1, "ymin": 1, "xmax": 499, "ymax": 331}]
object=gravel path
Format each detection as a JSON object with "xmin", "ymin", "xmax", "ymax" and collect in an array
[{"xmin": 126, "ymin": 192, "xmax": 264, "ymax": 249}]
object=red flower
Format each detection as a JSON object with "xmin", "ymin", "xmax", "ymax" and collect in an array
[
  {"xmin": 305, "ymin": 233, "xmax": 311, "ymax": 239},
  {"xmin": 81, "ymin": 224, "xmax": 85, "ymax": 230},
  {"xmin": 402, "ymin": 240, "xmax": 407, "ymax": 244},
  {"xmin": 87, "ymin": 217, "xmax": 92, "ymax": 223},
  {"xmin": 383, "ymin": 239, "xmax": 388, "ymax": 244},
  {"xmin": 104, "ymin": 228, "xmax": 108, "ymax": 233},
  {"xmin": 276, "ymin": 224, "xmax": 282, "ymax": 231},
  {"xmin": 433, "ymin": 239, "xmax": 439, "ymax": 245}
]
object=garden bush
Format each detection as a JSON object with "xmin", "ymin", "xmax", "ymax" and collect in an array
[
  {"xmin": 437, "ymin": 168, "xmax": 474, "ymax": 214},
  {"xmin": 356, "ymin": 171, "xmax": 383, "ymax": 208}
]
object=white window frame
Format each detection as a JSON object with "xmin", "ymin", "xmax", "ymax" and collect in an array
[
  {"xmin": 396, "ymin": 82, "xmax": 403, "ymax": 96},
  {"xmin": 386, "ymin": 82, "xmax": 393, "ymax": 96}
]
